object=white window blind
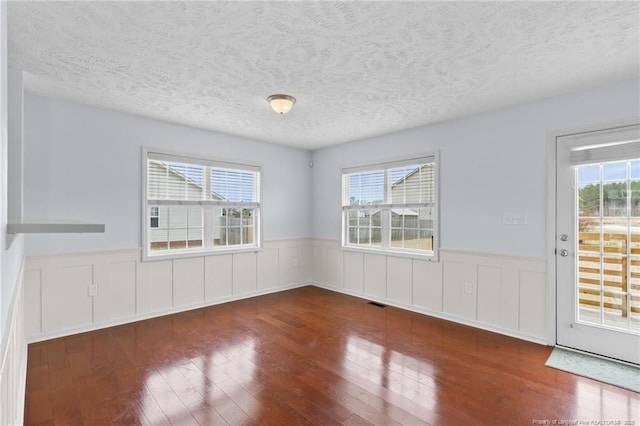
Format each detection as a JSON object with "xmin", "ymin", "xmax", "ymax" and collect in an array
[
  {"xmin": 147, "ymin": 160, "xmax": 205, "ymax": 201},
  {"xmin": 341, "ymin": 155, "xmax": 438, "ymax": 257},
  {"xmin": 210, "ymin": 167, "xmax": 260, "ymax": 204},
  {"xmin": 144, "ymin": 150, "xmax": 261, "ymax": 260},
  {"xmin": 565, "ymin": 124, "xmax": 640, "ymax": 166},
  {"xmin": 147, "ymin": 154, "xmax": 260, "ymax": 206}
]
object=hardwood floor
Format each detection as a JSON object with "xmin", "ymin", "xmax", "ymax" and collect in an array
[{"xmin": 24, "ymin": 286, "xmax": 639, "ymax": 425}]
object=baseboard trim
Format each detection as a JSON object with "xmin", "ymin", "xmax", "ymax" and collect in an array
[
  {"xmin": 27, "ymin": 281, "xmax": 310, "ymax": 343},
  {"xmin": 311, "ymin": 282, "xmax": 548, "ymax": 346}
]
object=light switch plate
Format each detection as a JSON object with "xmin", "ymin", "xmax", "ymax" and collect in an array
[{"xmin": 503, "ymin": 212, "xmax": 528, "ymax": 225}]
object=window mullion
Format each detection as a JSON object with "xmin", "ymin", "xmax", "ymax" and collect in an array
[
  {"xmin": 383, "ymin": 169, "xmax": 390, "ymax": 248},
  {"xmin": 203, "ymin": 207, "xmax": 214, "ymax": 249},
  {"xmin": 382, "ymin": 208, "xmax": 390, "ymax": 249},
  {"xmin": 203, "ymin": 167, "xmax": 213, "ymax": 249}
]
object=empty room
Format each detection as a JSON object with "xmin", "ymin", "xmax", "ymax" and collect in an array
[{"xmin": 1, "ymin": 1, "xmax": 639, "ymax": 425}]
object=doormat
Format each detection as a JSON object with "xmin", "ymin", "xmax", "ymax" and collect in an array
[{"xmin": 545, "ymin": 347, "xmax": 640, "ymax": 392}]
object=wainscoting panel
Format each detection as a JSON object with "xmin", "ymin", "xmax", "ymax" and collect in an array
[
  {"xmin": 519, "ymin": 270, "xmax": 547, "ymax": 337},
  {"xmin": 363, "ymin": 254, "xmax": 386, "ymax": 299},
  {"xmin": 94, "ymin": 260, "xmax": 137, "ymax": 323},
  {"xmin": 23, "ymin": 269, "xmax": 41, "ymax": 337},
  {"xmin": 311, "ymin": 240, "xmax": 548, "ymax": 343},
  {"xmin": 278, "ymin": 246, "xmax": 299, "ymax": 287},
  {"xmin": 60, "ymin": 264, "xmax": 94, "ymax": 329},
  {"xmin": 442, "ymin": 260, "xmax": 477, "ymax": 320},
  {"xmin": 173, "ymin": 257, "xmax": 205, "ymax": 306},
  {"xmin": 343, "ymin": 251, "xmax": 364, "ymax": 293},
  {"xmin": 204, "ymin": 254, "xmax": 232, "ymax": 300},
  {"xmin": 476, "ymin": 265, "xmax": 503, "ymax": 326},
  {"xmin": 24, "ymin": 239, "xmax": 312, "ymax": 342},
  {"xmin": 326, "ymin": 246, "xmax": 343, "ymax": 289},
  {"xmin": 498, "ymin": 267, "xmax": 521, "ymax": 331},
  {"xmin": 137, "ymin": 259, "xmax": 173, "ymax": 314},
  {"xmin": 412, "ymin": 259, "xmax": 443, "ymax": 312},
  {"xmin": 0, "ymin": 267, "xmax": 26, "ymax": 426},
  {"xmin": 386, "ymin": 256, "xmax": 412, "ymax": 305},
  {"xmin": 257, "ymin": 248, "xmax": 279, "ymax": 290},
  {"xmin": 233, "ymin": 252, "xmax": 257, "ymax": 295},
  {"xmin": 311, "ymin": 245, "xmax": 327, "ymax": 286}
]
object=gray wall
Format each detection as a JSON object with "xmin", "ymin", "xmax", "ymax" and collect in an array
[
  {"xmin": 1, "ymin": 22, "xmax": 25, "ymax": 330},
  {"xmin": 310, "ymin": 79, "xmax": 640, "ymax": 257},
  {"xmin": 20, "ymin": 79, "xmax": 640, "ymax": 260},
  {"xmin": 23, "ymin": 94, "xmax": 312, "ymax": 255}
]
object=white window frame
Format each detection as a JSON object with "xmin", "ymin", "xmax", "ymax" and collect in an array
[
  {"xmin": 142, "ymin": 147, "xmax": 262, "ymax": 261},
  {"xmin": 341, "ymin": 153, "xmax": 439, "ymax": 260}
]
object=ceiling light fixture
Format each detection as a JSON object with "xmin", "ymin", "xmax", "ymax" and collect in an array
[{"xmin": 267, "ymin": 94, "xmax": 296, "ymax": 114}]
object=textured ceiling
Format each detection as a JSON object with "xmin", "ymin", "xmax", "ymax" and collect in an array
[{"xmin": 8, "ymin": 1, "xmax": 640, "ymax": 150}]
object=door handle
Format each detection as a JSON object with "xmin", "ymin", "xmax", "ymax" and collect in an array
[{"xmin": 558, "ymin": 249, "xmax": 569, "ymax": 257}]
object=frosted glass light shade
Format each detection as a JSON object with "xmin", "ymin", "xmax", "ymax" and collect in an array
[{"xmin": 267, "ymin": 94, "xmax": 296, "ymax": 114}]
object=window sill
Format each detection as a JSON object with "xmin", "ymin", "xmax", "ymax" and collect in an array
[{"xmin": 341, "ymin": 244, "xmax": 438, "ymax": 261}]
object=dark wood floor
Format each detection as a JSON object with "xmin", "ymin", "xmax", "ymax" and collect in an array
[{"xmin": 24, "ymin": 286, "xmax": 639, "ymax": 425}]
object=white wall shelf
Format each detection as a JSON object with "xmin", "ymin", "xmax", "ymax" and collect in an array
[{"xmin": 7, "ymin": 218, "xmax": 105, "ymax": 234}]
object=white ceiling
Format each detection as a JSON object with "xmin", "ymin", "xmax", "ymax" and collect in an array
[{"xmin": 7, "ymin": 1, "xmax": 640, "ymax": 150}]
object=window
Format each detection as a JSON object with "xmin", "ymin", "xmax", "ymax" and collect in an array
[
  {"xmin": 341, "ymin": 154, "xmax": 438, "ymax": 257},
  {"xmin": 144, "ymin": 150, "xmax": 260, "ymax": 260}
]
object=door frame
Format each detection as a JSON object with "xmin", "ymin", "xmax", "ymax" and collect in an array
[{"xmin": 546, "ymin": 118, "xmax": 640, "ymax": 348}]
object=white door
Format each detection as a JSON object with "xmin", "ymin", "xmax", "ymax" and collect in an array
[{"xmin": 556, "ymin": 124, "xmax": 640, "ymax": 365}]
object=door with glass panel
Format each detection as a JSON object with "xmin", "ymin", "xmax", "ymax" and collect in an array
[{"xmin": 556, "ymin": 124, "xmax": 640, "ymax": 364}]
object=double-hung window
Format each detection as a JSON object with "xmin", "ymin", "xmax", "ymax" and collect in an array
[
  {"xmin": 341, "ymin": 154, "xmax": 438, "ymax": 258},
  {"xmin": 144, "ymin": 150, "xmax": 261, "ymax": 260}
]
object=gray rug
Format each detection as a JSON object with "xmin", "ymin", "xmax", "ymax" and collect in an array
[{"xmin": 545, "ymin": 347, "xmax": 640, "ymax": 392}]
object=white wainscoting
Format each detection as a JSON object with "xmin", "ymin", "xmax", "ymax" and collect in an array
[
  {"xmin": 311, "ymin": 239, "xmax": 548, "ymax": 344},
  {"xmin": 24, "ymin": 239, "xmax": 311, "ymax": 342},
  {"xmin": 0, "ymin": 267, "xmax": 26, "ymax": 426},
  {"xmin": 24, "ymin": 238, "xmax": 547, "ymax": 345}
]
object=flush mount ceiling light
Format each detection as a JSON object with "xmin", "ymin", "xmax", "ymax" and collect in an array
[{"xmin": 267, "ymin": 94, "xmax": 296, "ymax": 114}]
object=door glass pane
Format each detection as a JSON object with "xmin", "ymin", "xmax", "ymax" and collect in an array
[
  {"xmin": 578, "ymin": 183, "xmax": 600, "ymax": 217},
  {"xmin": 602, "ymin": 161, "xmax": 627, "ymax": 181},
  {"xmin": 631, "ymin": 160, "xmax": 640, "ymax": 180},
  {"xmin": 577, "ymin": 164, "xmax": 600, "ymax": 183},
  {"xmin": 603, "ymin": 182, "xmax": 627, "ymax": 217},
  {"xmin": 578, "ymin": 219, "xmax": 600, "ymax": 253},
  {"xmin": 577, "ymin": 252, "xmax": 601, "ymax": 326},
  {"xmin": 576, "ymin": 161, "xmax": 640, "ymax": 334}
]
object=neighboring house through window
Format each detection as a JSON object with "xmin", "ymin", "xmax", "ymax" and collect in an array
[
  {"xmin": 150, "ymin": 207, "xmax": 159, "ymax": 228},
  {"xmin": 341, "ymin": 154, "xmax": 438, "ymax": 258},
  {"xmin": 143, "ymin": 149, "xmax": 261, "ymax": 260}
]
